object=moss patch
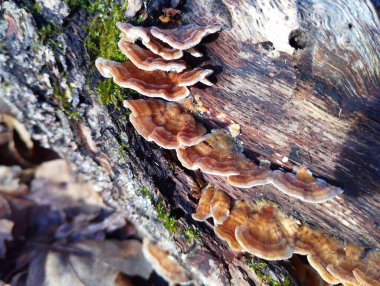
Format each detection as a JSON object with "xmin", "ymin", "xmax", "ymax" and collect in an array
[
  {"xmin": 183, "ymin": 225, "xmax": 200, "ymax": 242},
  {"xmin": 136, "ymin": 186, "xmax": 151, "ymax": 199},
  {"xmin": 247, "ymin": 259, "xmax": 292, "ymax": 286},
  {"xmin": 84, "ymin": 0, "xmax": 126, "ymax": 61},
  {"xmin": 156, "ymin": 199, "xmax": 178, "ymax": 234},
  {"xmin": 80, "ymin": 0, "xmax": 139, "ymax": 106},
  {"xmin": 53, "ymin": 84, "xmax": 80, "ymax": 119},
  {"xmin": 95, "ymin": 78, "xmax": 129, "ymax": 107}
]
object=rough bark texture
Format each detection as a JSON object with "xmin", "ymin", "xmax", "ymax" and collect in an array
[{"xmin": 1, "ymin": 0, "xmax": 379, "ymax": 285}]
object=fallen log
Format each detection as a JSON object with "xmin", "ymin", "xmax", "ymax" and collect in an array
[{"xmin": 1, "ymin": 0, "xmax": 379, "ymax": 284}]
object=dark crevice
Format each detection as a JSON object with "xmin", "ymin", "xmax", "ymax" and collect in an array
[{"xmin": 288, "ymin": 29, "xmax": 307, "ymax": 50}]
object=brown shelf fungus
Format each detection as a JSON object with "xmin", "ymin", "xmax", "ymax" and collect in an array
[
  {"xmin": 117, "ymin": 23, "xmax": 184, "ymax": 60},
  {"xmin": 235, "ymin": 202, "xmax": 299, "ymax": 260},
  {"xmin": 271, "ymin": 168, "xmax": 343, "ymax": 203},
  {"xmin": 191, "ymin": 184, "xmax": 216, "ymax": 222},
  {"xmin": 326, "ymin": 243, "xmax": 365, "ymax": 285},
  {"xmin": 176, "ymin": 131, "xmax": 253, "ymax": 176},
  {"xmin": 118, "ymin": 38, "xmax": 187, "ymax": 72},
  {"xmin": 124, "ymin": 99, "xmax": 207, "ymax": 149},
  {"xmin": 209, "ymin": 189, "xmax": 231, "ymax": 225},
  {"xmin": 95, "ymin": 57, "xmax": 213, "ymax": 101},
  {"xmin": 150, "ymin": 24, "xmax": 222, "ymax": 50},
  {"xmin": 214, "ymin": 200, "xmax": 252, "ymax": 251},
  {"xmin": 295, "ymin": 225, "xmax": 346, "ymax": 284},
  {"xmin": 142, "ymin": 238, "xmax": 191, "ymax": 285},
  {"xmin": 352, "ymin": 251, "xmax": 380, "ymax": 286},
  {"xmin": 227, "ymin": 163, "xmax": 274, "ymax": 188}
]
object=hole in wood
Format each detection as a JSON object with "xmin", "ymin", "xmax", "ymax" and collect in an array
[{"xmin": 261, "ymin": 41, "xmax": 274, "ymax": 51}]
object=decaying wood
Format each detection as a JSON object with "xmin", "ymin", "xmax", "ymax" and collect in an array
[
  {"xmin": 1, "ymin": 0, "xmax": 379, "ymax": 285},
  {"xmin": 182, "ymin": 0, "xmax": 380, "ymax": 247}
]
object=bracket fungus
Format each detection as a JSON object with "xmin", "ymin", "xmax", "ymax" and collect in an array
[
  {"xmin": 214, "ymin": 201, "xmax": 252, "ymax": 251},
  {"xmin": 209, "ymin": 189, "xmax": 231, "ymax": 225},
  {"xmin": 118, "ymin": 38, "xmax": 187, "ymax": 72},
  {"xmin": 227, "ymin": 164, "xmax": 274, "ymax": 188},
  {"xmin": 176, "ymin": 131, "xmax": 253, "ymax": 176},
  {"xmin": 191, "ymin": 185, "xmax": 216, "ymax": 222},
  {"xmin": 150, "ymin": 24, "xmax": 222, "ymax": 50},
  {"xmin": 295, "ymin": 225, "xmax": 346, "ymax": 284},
  {"xmin": 326, "ymin": 244, "xmax": 365, "ymax": 285},
  {"xmin": 235, "ymin": 202, "xmax": 299, "ymax": 260},
  {"xmin": 124, "ymin": 99, "xmax": 207, "ymax": 149},
  {"xmin": 272, "ymin": 168, "xmax": 343, "ymax": 203},
  {"xmin": 352, "ymin": 251, "xmax": 380, "ymax": 286},
  {"xmin": 117, "ymin": 22, "xmax": 184, "ymax": 60},
  {"xmin": 190, "ymin": 185, "xmax": 379, "ymax": 285},
  {"xmin": 95, "ymin": 57, "xmax": 213, "ymax": 101},
  {"xmin": 142, "ymin": 238, "xmax": 191, "ymax": 285}
]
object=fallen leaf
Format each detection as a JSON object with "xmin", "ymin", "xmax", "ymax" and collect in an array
[{"xmin": 26, "ymin": 240, "xmax": 152, "ymax": 286}]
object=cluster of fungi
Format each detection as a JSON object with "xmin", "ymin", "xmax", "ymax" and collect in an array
[
  {"xmin": 193, "ymin": 185, "xmax": 380, "ymax": 286},
  {"xmin": 95, "ymin": 22, "xmax": 379, "ymax": 286}
]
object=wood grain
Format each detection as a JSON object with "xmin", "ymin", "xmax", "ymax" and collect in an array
[{"xmin": 176, "ymin": 0, "xmax": 380, "ymax": 247}]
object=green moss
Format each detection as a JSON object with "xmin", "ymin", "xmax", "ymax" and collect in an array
[
  {"xmin": 183, "ymin": 225, "xmax": 200, "ymax": 242},
  {"xmin": 53, "ymin": 83, "xmax": 80, "ymax": 119},
  {"xmin": 136, "ymin": 186, "xmax": 151, "ymax": 199},
  {"xmin": 156, "ymin": 199, "xmax": 178, "ymax": 234},
  {"xmin": 95, "ymin": 78, "xmax": 130, "ymax": 107},
  {"xmin": 84, "ymin": 0, "xmax": 127, "ymax": 61},
  {"xmin": 32, "ymin": 1, "xmax": 42, "ymax": 14},
  {"xmin": 82, "ymin": 0, "xmax": 140, "ymax": 106},
  {"xmin": 247, "ymin": 259, "xmax": 292, "ymax": 286},
  {"xmin": 64, "ymin": 0, "xmax": 90, "ymax": 10},
  {"xmin": 37, "ymin": 24, "xmax": 53, "ymax": 44},
  {"xmin": 247, "ymin": 258, "xmax": 268, "ymax": 278},
  {"xmin": 117, "ymin": 142, "xmax": 129, "ymax": 160}
]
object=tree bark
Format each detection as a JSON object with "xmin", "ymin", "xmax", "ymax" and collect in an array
[{"xmin": 1, "ymin": 0, "xmax": 379, "ymax": 285}]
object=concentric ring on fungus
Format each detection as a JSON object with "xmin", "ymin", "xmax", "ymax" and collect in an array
[
  {"xmin": 235, "ymin": 202, "xmax": 299, "ymax": 260},
  {"xmin": 124, "ymin": 99, "xmax": 207, "ymax": 149},
  {"xmin": 118, "ymin": 38, "xmax": 187, "ymax": 72},
  {"xmin": 95, "ymin": 57, "xmax": 213, "ymax": 101}
]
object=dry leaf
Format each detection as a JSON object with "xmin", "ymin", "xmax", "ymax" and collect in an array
[{"xmin": 27, "ymin": 240, "xmax": 152, "ymax": 286}]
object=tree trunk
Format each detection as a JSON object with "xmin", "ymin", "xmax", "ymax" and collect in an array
[{"xmin": 1, "ymin": 0, "xmax": 379, "ymax": 285}]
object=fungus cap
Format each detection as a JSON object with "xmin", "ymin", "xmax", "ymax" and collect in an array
[
  {"xmin": 117, "ymin": 22, "xmax": 184, "ymax": 60},
  {"xmin": 176, "ymin": 131, "xmax": 252, "ymax": 176},
  {"xmin": 186, "ymin": 47, "xmax": 203, "ymax": 57},
  {"xmin": 191, "ymin": 185, "xmax": 216, "ymax": 222},
  {"xmin": 118, "ymin": 39, "xmax": 187, "ymax": 72},
  {"xmin": 142, "ymin": 238, "xmax": 191, "ymax": 285},
  {"xmin": 352, "ymin": 251, "xmax": 380, "ymax": 286},
  {"xmin": 235, "ymin": 203, "xmax": 299, "ymax": 260},
  {"xmin": 209, "ymin": 190, "xmax": 231, "ymax": 224},
  {"xmin": 295, "ymin": 225, "xmax": 345, "ymax": 284},
  {"xmin": 150, "ymin": 24, "xmax": 221, "ymax": 50},
  {"xmin": 271, "ymin": 169, "xmax": 343, "ymax": 203},
  {"xmin": 327, "ymin": 262, "xmax": 360, "ymax": 285},
  {"xmin": 326, "ymin": 243, "xmax": 365, "ymax": 285},
  {"xmin": 124, "ymin": 99, "xmax": 207, "ymax": 149},
  {"xmin": 95, "ymin": 58, "xmax": 212, "ymax": 101},
  {"xmin": 227, "ymin": 165, "xmax": 274, "ymax": 188},
  {"xmin": 214, "ymin": 200, "xmax": 252, "ymax": 251}
]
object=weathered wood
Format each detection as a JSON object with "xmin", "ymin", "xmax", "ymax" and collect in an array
[
  {"xmin": 180, "ymin": 0, "xmax": 380, "ymax": 247},
  {"xmin": 1, "ymin": 0, "xmax": 379, "ymax": 285}
]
